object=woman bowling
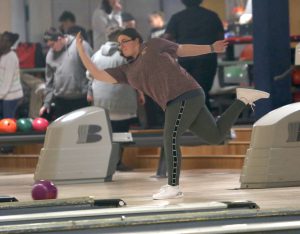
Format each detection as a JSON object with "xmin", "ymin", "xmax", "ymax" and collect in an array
[{"xmin": 76, "ymin": 28, "xmax": 269, "ymax": 200}]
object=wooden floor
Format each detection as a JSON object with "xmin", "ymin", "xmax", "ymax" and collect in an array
[
  {"xmin": 2, "ymin": 168, "xmax": 300, "ymax": 211},
  {"xmin": 1, "ymin": 126, "xmax": 300, "ymax": 213}
]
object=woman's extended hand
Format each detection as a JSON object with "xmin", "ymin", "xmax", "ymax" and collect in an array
[
  {"xmin": 75, "ymin": 32, "xmax": 117, "ymax": 84},
  {"xmin": 212, "ymin": 40, "xmax": 228, "ymax": 53}
]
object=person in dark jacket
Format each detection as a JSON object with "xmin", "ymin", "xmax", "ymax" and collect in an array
[{"xmin": 164, "ymin": 0, "xmax": 224, "ymax": 110}]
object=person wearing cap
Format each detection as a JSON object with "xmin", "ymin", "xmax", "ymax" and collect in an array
[
  {"xmin": 58, "ymin": 11, "xmax": 88, "ymax": 41},
  {"xmin": 39, "ymin": 28, "xmax": 92, "ymax": 119},
  {"xmin": 92, "ymin": 0, "xmax": 123, "ymax": 51},
  {"xmin": 87, "ymin": 27, "xmax": 143, "ymax": 171},
  {"xmin": 76, "ymin": 28, "xmax": 270, "ymax": 200}
]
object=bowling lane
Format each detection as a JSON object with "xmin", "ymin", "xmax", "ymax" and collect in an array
[
  {"xmin": 0, "ymin": 197, "xmax": 125, "ymax": 216},
  {"xmin": 3, "ymin": 170, "xmax": 300, "ymax": 232}
]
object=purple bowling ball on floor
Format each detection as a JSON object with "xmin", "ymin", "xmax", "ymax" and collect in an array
[
  {"xmin": 31, "ymin": 180, "xmax": 58, "ymax": 200},
  {"xmin": 31, "ymin": 183, "xmax": 48, "ymax": 200},
  {"xmin": 40, "ymin": 180, "xmax": 58, "ymax": 199}
]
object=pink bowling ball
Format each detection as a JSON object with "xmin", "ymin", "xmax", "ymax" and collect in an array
[
  {"xmin": 32, "ymin": 118, "xmax": 49, "ymax": 132},
  {"xmin": 31, "ymin": 180, "xmax": 57, "ymax": 200}
]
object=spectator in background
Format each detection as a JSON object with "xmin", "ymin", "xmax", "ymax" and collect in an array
[
  {"xmin": 0, "ymin": 32, "xmax": 23, "ymax": 119},
  {"xmin": 0, "ymin": 31, "xmax": 23, "ymax": 154},
  {"xmin": 20, "ymin": 73, "xmax": 45, "ymax": 119},
  {"xmin": 92, "ymin": 0, "xmax": 122, "ymax": 51},
  {"xmin": 59, "ymin": 11, "xmax": 88, "ymax": 40},
  {"xmin": 39, "ymin": 28, "xmax": 92, "ymax": 120},
  {"xmin": 164, "ymin": 0, "xmax": 224, "ymax": 110},
  {"xmin": 122, "ymin": 12, "xmax": 137, "ymax": 29},
  {"xmin": 144, "ymin": 11, "xmax": 167, "ymax": 128},
  {"xmin": 148, "ymin": 11, "xmax": 166, "ymax": 39},
  {"xmin": 120, "ymin": 12, "xmax": 148, "ymax": 129},
  {"xmin": 87, "ymin": 26, "xmax": 143, "ymax": 171}
]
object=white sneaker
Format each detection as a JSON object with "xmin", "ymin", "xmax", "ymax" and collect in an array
[
  {"xmin": 236, "ymin": 88, "xmax": 270, "ymax": 107},
  {"xmin": 152, "ymin": 185, "xmax": 183, "ymax": 200}
]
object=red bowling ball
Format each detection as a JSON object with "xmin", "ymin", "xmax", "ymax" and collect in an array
[
  {"xmin": 0, "ymin": 118, "xmax": 17, "ymax": 133},
  {"xmin": 292, "ymin": 68, "xmax": 300, "ymax": 85},
  {"xmin": 31, "ymin": 180, "xmax": 57, "ymax": 200},
  {"xmin": 32, "ymin": 118, "xmax": 49, "ymax": 132}
]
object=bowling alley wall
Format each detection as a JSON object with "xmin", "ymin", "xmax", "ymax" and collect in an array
[{"xmin": 0, "ymin": 0, "xmax": 299, "ymax": 43}]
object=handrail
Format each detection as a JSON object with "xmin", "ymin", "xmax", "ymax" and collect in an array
[{"xmin": 20, "ymin": 68, "xmax": 45, "ymax": 73}]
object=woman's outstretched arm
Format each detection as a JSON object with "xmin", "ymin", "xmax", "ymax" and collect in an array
[
  {"xmin": 176, "ymin": 40, "xmax": 228, "ymax": 57},
  {"xmin": 76, "ymin": 33, "xmax": 117, "ymax": 84}
]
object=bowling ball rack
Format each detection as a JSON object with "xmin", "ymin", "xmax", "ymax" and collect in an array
[
  {"xmin": 0, "ymin": 132, "xmax": 45, "ymax": 145},
  {"xmin": 0, "ymin": 131, "xmax": 217, "ymax": 147}
]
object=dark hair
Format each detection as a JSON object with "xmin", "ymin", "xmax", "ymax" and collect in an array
[
  {"xmin": 43, "ymin": 27, "xmax": 63, "ymax": 42},
  {"xmin": 2, "ymin": 31, "xmax": 19, "ymax": 46},
  {"xmin": 119, "ymin": 28, "xmax": 143, "ymax": 43},
  {"xmin": 101, "ymin": 0, "xmax": 113, "ymax": 14},
  {"xmin": 122, "ymin": 12, "xmax": 135, "ymax": 22},
  {"xmin": 59, "ymin": 11, "xmax": 76, "ymax": 23},
  {"xmin": 181, "ymin": 0, "xmax": 203, "ymax": 7}
]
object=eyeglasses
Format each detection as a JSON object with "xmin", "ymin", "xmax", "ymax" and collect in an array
[{"xmin": 118, "ymin": 39, "xmax": 134, "ymax": 47}]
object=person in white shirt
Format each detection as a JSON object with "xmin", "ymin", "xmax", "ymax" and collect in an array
[
  {"xmin": 0, "ymin": 31, "xmax": 23, "ymax": 119},
  {"xmin": 92, "ymin": 0, "xmax": 122, "ymax": 51}
]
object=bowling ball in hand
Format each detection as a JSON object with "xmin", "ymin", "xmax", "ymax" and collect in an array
[
  {"xmin": 32, "ymin": 118, "xmax": 49, "ymax": 132},
  {"xmin": 0, "ymin": 118, "xmax": 17, "ymax": 133},
  {"xmin": 17, "ymin": 118, "xmax": 32, "ymax": 132},
  {"xmin": 31, "ymin": 180, "xmax": 57, "ymax": 200}
]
